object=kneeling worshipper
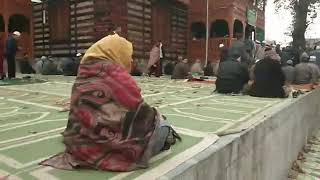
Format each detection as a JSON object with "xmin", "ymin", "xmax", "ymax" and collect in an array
[
  {"xmin": 62, "ymin": 53, "xmax": 82, "ymax": 76},
  {"xmin": 294, "ymin": 53, "xmax": 319, "ymax": 85},
  {"xmin": 18, "ymin": 53, "xmax": 36, "ymax": 74},
  {"xmin": 215, "ymin": 51, "xmax": 250, "ymax": 94},
  {"xmin": 249, "ymin": 50, "xmax": 289, "ymax": 98},
  {"xmin": 190, "ymin": 59, "xmax": 204, "ymax": 76},
  {"xmin": 171, "ymin": 58, "xmax": 191, "ymax": 79},
  {"xmin": 40, "ymin": 34, "xmax": 181, "ymax": 172}
]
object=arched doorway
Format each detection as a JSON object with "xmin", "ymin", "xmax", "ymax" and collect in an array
[
  {"xmin": 190, "ymin": 22, "xmax": 206, "ymax": 39},
  {"xmin": 8, "ymin": 14, "xmax": 31, "ymax": 58},
  {"xmin": 233, "ymin": 20, "xmax": 243, "ymax": 38},
  {"xmin": 210, "ymin": 20, "xmax": 229, "ymax": 38},
  {"xmin": 8, "ymin": 14, "xmax": 30, "ymax": 33}
]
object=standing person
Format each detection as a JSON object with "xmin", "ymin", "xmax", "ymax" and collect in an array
[
  {"xmin": 147, "ymin": 42, "xmax": 161, "ymax": 77},
  {"xmin": 0, "ymin": 34, "xmax": 5, "ymax": 80},
  {"xmin": 159, "ymin": 41, "xmax": 165, "ymax": 76},
  {"xmin": 5, "ymin": 31, "xmax": 21, "ymax": 79}
]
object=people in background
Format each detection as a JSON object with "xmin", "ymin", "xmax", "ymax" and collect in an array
[
  {"xmin": 308, "ymin": 56, "xmax": 320, "ymax": 83},
  {"xmin": 215, "ymin": 50, "xmax": 250, "ymax": 94},
  {"xmin": 41, "ymin": 56, "xmax": 58, "ymax": 75},
  {"xmin": 276, "ymin": 44, "xmax": 282, "ymax": 55},
  {"xmin": 282, "ymin": 60, "xmax": 295, "ymax": 85},
  {"xmin": 159, "ymin": 41, "xmax": 165, "ymax": 76},
  {"xmin": 6, "ymin": 31, "xmax": 21, "ymax": 79},
  {"xmin": 249, "ymin": 50, "xmax": 288, "ymax": 98},
  {"xmin": 164, "ymin": 56, "xmax": 182, "ymax": 75},
  {"xmin": 294, "ymin": 53, "xmax": 318, "ymax": 85},
  {"xmin": 204, "ymin": 62, "xmax": 215, "ymax": 76},
  {"xmin": 62, "ymin": 53, "xmax": 82, "ymax": 76},
  {"xmin": 19, "ymin": 53, "xmax": 35, "ymax": 74},
  {"xmin": 41, "ymin": 34, "xmax": 181, "ymax": 172},
  {"xmin": 255, "ymin": 41, "xmax": 266, "ymax": 62},
  {"xmin": 228, "ymin": 35, "xmax": 251, "ymax": 66},
  {"xmin": 130, "ymin": 59, "xmax": 143, "ymax": 76},
  {"xmin": 213, "ymin": 44, "xmax": 229, "ymax": 76},
  {"xmin": 171, "ymin": 58, "xmax": 190, "ymax": 79},
  {"xmin": 0, "ymin": 34, "xmax": 5, "ymax": 80},
  {"xmin": 219, "ymin": 44, "xmax": 229, "ymax": 63},
  {"xmin": 164, "ymin": 61, "xmax": 175, "ymax": 75},
  {"xmin": 147, "ymin": 42, "xmax": 161, "ymax": 77},
  {"xmin": 190, "ymin": 59, "xmax": 204, "ymax": 75}
]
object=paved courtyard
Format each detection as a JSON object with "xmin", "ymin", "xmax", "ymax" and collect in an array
[{"xmin": 0, "ymin": 76, "xmax": 282, "ymax": 179}]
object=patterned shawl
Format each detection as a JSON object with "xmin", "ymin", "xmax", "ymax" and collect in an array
[{"xmin": 41, "ymin": 60, "xmax": 161, "ymax": 172}]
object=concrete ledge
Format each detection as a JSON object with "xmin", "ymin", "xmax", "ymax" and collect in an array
[{"xmin": 162, "ymin": 89, "xmax": 320, "ymax": 180}]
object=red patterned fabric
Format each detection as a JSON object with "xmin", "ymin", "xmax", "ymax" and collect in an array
[{"xmin": 41, "ymin": 60, "xmax": 160, "ymax": 172}]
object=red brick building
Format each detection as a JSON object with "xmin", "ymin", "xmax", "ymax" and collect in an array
[
  {"xmin": 1, "ymin": 0, "xmax": 265, "ymax": 66},
  {"xmin": 188, "ymin": 0, "xmax": 265, "ymax": 62},
  {"xmin": 32, "ymin": 0, "xmax": 188, "ymax": 67}
]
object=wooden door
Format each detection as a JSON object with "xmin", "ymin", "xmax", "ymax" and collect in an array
[{"xmin": 151, "ymin": 0, "xmax": 171, "ymax": 45}]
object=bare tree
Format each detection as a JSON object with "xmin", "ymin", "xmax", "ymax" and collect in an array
[{"xmin": 274, "ymin": 0, "xmax": 319, "ymax": 52}]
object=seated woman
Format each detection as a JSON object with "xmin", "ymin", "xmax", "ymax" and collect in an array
[
  {"xmin": 41, "ymin": 34, "xmax": 180, "ymax": 172},
  {"xmin": 249, "ymin": 50, "xmax": 288, "ymax": 98}
]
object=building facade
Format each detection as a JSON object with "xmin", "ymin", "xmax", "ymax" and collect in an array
[
  {"xmin": 32, "ymin": 0, "xmax": 188, "ymax": 67},
  {"xmin": 1, "ymin": 0, "xmax": 265, "ymax": 67},
  {"xmin": 188, "ymin": 0, "xmax": 266, "ymax": 62}
]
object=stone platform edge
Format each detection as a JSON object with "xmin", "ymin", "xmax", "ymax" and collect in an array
[{"xmin": 160, "ymin": 90, "xmax": 320, "ymax": 180}]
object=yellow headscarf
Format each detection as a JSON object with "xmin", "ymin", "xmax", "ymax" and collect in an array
[{"xmin": 81, "ymin": 34, "xmax": 133, "ymax": 71}]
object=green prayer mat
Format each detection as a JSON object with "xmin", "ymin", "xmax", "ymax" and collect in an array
[{"xmin": 0, "ymin": 78, "xmax": 47, "ymax": 86}]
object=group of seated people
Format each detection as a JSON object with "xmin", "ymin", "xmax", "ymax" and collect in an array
[
  {"xmin": 35, "ymin": 33, "xmax": 320, "ymax": 174},
  {"xmin": 170, "ymin": 56, "xmax": 212, "ymax": 80},
  {"xmin": 33, "ymin": 54, "xmax": 82, "ymax": 76},
  {"xmin": 215, "ymin": 45, "xmax": 319, "ymax": 98}
]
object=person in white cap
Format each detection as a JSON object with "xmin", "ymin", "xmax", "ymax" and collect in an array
[{"xmin": 5, "ymin": 31, "xmax": 21, "ymax": 78}]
